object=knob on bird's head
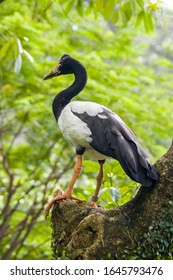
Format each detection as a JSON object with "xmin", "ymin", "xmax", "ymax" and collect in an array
[{"xmin": 43, "ymin": 54, "xmax": 77, "ymax": 80}]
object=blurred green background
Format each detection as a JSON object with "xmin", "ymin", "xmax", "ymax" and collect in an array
[{"xmin": 0, "ymin": 0, "xmax": 173, "ymax": 259}]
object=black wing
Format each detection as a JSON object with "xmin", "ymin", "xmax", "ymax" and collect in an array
[{"xmin": 72, "ymin": 106, "xmax": 159, "ymax": 186}]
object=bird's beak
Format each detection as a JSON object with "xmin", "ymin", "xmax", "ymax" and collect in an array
[{"xmin": 43, "ymin": 63, "xmax": 61, "ymax": 80}]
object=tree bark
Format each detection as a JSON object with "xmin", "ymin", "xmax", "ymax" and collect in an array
[{"xmin": 51, "ymin": 142, "xmax": 173, "ymax": 260}]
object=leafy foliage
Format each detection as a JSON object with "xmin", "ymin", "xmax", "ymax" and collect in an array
[
  {"xmin": 0, "ymin": 0, "xmax": 172, "ymax": 259},
  {"xmin": 59, "ymin": 0, "xmax": 162, "ymax": 31}
]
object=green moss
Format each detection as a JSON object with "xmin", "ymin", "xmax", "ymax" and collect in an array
[{"xmin": 120, "ymin": 203, "xmax": 173, "ymax": 260}]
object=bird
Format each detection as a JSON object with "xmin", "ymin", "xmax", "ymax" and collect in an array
[{"xmin": 43, "ymin": 54, "xmax": 159, "ymax": 215}]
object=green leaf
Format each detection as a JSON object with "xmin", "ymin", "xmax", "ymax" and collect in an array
[
  {"xmin": 122, "ymin": 1, "xmax": 133, "ymax": 24},
  {"xmin": 76, "ymin": 0, "xmax": 84, "ymax": 16},
  {"xmin": 110, "ymin": 187, "xmax": 121, "ymax": 202},
  {"xmin": 104, "ymin": 163, "xmax": 112, "ymax": 175},
  {"xmin": 99, "ymin": 187, "xmax": 108, "ymax": 197},
  {"xmin": 112, "ymin": 10, "xmax": 119, "ymax": 24},
  {"xmin": 136, "ymin": 0, "xmax": 144, "ymax": 8},
  {"xmin": 64, "ymin": 0, "xmax": 74, "ymax": 15},
  {"xmin": 16, "ymin": 38, "xmax": 23, "ymax": 54},
  {"xmin": 104, "ymin": 181, "xmax": 111, "ymax": 189},
  {"xmin": 112, "ymin": 164, "xmax": 125, "ymax": 178},
  {"xmin": 95, "ymin": 0, "xmax": 104, "ymax": 11},
  {"xmin": 14, "ymin": 54, "xmax": 22, "ymax": 73},
  {"xmin": 85, "ymin": 0, "xmax": 93, "ymax": 16},
  {"xmin": 23, "ymin": 49, "xmax": 34, "ymax": 63},
  {"xmin": 143, "ymin": 11, "xmax": 154, "ymax": 32},
  {"xmin": 103, "ymin": 0, "xmax": 115, "ymax": 20},
  {"xmin": 82, "ymin": 160, "xmax": 99, "ymax": 173},
  {"xmin": 0, "ymin": 39, "xmax": 14, "ymax": 59},
  {"xmin": 135, "ymin": 11, "xmax": 145, "ymax": 27}
]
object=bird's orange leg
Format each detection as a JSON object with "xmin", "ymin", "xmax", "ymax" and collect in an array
[
  {"xmin": 91, "ymin": 160, "xmax": 105, "ymax": 208},
  {"xmin": 45, "ymin": 154, "xmax": 83, "ymax": 216}
]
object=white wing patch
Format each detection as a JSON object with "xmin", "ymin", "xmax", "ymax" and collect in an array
[
  {"xmin": 70, "ymin": 101, "xmax": 107, "ymax": 117},
  {"xmin": 70, "ymin": 101, "xmax": 125, "ymax": 124}
]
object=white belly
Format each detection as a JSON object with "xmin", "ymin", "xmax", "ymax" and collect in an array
[{"xmin": 58, "ymin": 103, "xmax": 92, "ymax": 149}]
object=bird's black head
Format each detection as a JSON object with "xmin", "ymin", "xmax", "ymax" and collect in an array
[{"xmin": 43, "ymin": 54, "xmax": 77, "ymax": 80}]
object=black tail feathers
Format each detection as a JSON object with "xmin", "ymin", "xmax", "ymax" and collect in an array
[
  {"xmin": 143, "ymin": 164, "xmax": 159, "ymax": 186},
  {"xmin": 116, "ymin": 140, "xmax": 159, "ymax": 186}
]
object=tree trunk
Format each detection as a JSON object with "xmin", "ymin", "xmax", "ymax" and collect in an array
[{"xmin": 51, "ymin": 142, "xmax": 173, "ymax": 260}]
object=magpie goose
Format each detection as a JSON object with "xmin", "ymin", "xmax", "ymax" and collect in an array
[{"xmin": 43, "ymin": 54, "xmax": 159, "ymax": 215}]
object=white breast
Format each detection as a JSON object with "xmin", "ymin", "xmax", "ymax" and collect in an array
[{"xmin": 58, "ymin": 102, "xmax": 92, "ymax": 149}]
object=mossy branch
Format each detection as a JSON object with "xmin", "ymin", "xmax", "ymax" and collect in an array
[{"xmin": 51, "ymin": 142, "xmax": 173, "ymax": 259}]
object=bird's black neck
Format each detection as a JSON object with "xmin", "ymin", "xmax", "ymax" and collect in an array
[{"xmin": 52, "ymin": 63, "xmax": 87, "ymax": 120}]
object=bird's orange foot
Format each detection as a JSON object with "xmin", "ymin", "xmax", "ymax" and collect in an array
[
  {"xmin": 45, "ymin": 190, "xmax": 85, "ymax": 216},
  {"xmin": 90, "ymin": 201, "xmax": 98, "ymax": 208}
]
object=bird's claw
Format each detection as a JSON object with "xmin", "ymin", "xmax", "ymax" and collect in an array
[
  {"xmin": 45, "ymin": 191, "xmax": 85, "ymax": 217},
  {"xmin": 90, "ymin": 201, "xmax": 98, "ymax": 208}
]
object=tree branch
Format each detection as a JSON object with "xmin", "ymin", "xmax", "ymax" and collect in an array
[{"xmin": 51, "ymin": 142, "xmax": 173, "ymax": 260}]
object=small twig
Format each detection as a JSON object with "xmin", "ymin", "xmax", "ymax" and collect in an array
[
  {"xmin": 166, "ymin": 178, "xmax": 173, "ymax": 183},
  {"xmin": 7, "ymin": 112, "xmax": 29, "ymax": 154},
  {"xmin": 44, "ymin": 0, "xmax": 53, "ymax": 13},
  {"xmin": 59, "ymin": 0, "xmax": 75, "ymax": 26}
]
